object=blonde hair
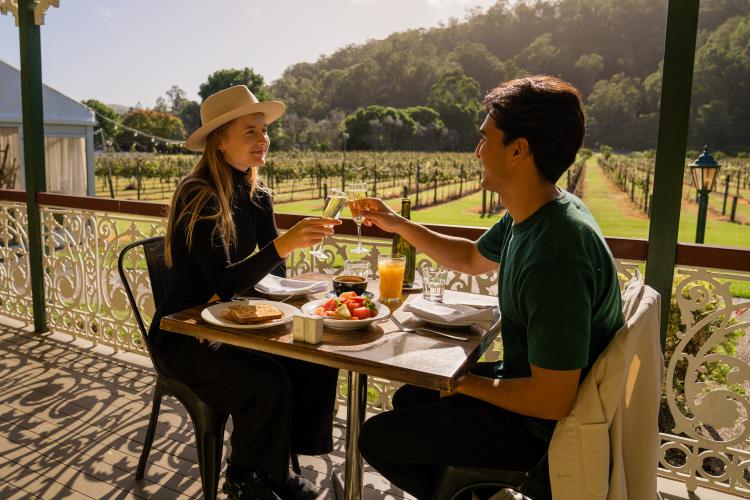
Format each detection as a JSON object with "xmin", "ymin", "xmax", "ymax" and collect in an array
[{"xmin": 165, "ymin": 121, "xmax": 261, "ymax": 267}]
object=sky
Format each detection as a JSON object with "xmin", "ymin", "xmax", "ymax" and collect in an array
[{"xmin": 0, "ymin": 0, "xmax": 498, "ymax": 108}]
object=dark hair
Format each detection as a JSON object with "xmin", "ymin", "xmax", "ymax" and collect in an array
[{"xmin": 484, "ymin": 75, "xmax": 585, "ymax": 184}]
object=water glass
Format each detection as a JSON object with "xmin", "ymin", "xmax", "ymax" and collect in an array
[
  {"xmin": 422, "ymin": 267, "xmax": 447, "ymax": 302},
  {"xmin": 344, "ymin": 260, "xmax": 370, "ymax": 279}
]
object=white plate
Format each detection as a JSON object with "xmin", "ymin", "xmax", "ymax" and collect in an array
[
  {"xmin": 201, "ymin": 300, "xmax": 301, "ymax": 330},
  {"xmin": 301, "ymin": 298, "xmax": 390, "ymax": 330}
]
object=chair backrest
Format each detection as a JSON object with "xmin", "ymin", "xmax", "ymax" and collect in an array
[
  {"xmin": 117, "ymin": 236, "xmax": 167, "ymax": 350},
  {"xmin": 548, "ymin": 277, "xmax": 662, "ymax": 500},
  {"xmin": 142, "ymin": 237, "xmax": 169, "ymax": 310}
]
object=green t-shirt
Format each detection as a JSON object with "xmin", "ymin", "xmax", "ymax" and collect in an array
[{"xmin": 477, "ymin": 190, "xmax": 623, "ymax": 440}]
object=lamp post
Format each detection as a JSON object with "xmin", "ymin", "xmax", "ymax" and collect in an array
[{"xmin": 689, "ymin": 146, "xmax": 721, "ymax": 244}]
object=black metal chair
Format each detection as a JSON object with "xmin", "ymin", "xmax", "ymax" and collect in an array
[
  {"xmin": 432, "ymin": 452, "xmax": 551, "ymax": 500},
  {"xmin": 118, "ymin": 236, "xmax": 230, "ymax": 500}
]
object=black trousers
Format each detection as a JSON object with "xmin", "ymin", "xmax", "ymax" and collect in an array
[
  {"xmin": 153, "ymin": 333, "xmax": 338, "ymax": 484},
  {"xmin": 357, "ymin": 363, "xmax": 550, "ymax": 500}
]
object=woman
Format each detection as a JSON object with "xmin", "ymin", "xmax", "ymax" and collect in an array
[{"xmin": 149, "ymin": 85, "xmax": 340, "ymax": 500}]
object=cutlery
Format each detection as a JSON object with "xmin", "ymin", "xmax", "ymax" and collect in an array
[{"xmin": 389, "ymin": 315, "xmax": 469, "ymax": 342}]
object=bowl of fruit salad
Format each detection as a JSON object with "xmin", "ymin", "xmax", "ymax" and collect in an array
[{"xmin": 301, "ymin": 291, "xmax": 390, "ymax": 330}]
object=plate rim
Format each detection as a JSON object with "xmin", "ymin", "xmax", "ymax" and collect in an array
[{"xmin": 201, "ymin": 299, "xmax": 301, "ymax": 329}]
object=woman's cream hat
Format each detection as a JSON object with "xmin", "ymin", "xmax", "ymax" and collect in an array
[{"xmin": 185, "ymin": 85, "xmax": 285, "ymax": 152}]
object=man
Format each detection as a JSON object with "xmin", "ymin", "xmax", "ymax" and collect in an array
[{"xmin": 357, "ymin": 75, "xmax": 623, "ymax": 499}]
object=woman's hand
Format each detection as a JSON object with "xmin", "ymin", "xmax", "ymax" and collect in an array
[
  {"xmin": 274, "ymin": 217, "xmax": 342, "ymax": 258},
  {"xmin": 361, "ymin": 197, "xmax": 403, "ymax": 233}
]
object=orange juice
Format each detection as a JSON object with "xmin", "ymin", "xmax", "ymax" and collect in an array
[{"xmin": 378, "ymin": 256, "xmax": 406, "ymax": 303}]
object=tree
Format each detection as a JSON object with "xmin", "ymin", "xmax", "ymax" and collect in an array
[
  {"xmin": 198, "ymin": 68, "xmax": 271, "ymax": 102},
  {"xmin": 405, "ymin": 106, "xmax": 447, "ymax": 150},
  {"xmin": 270, "ymin": 74, "xmax": 321, "ymax": 119},
  {"xmin": 179, "ymin": 101, "xmax": 202, "ymax": 135},
  {"xmin": 514, "ymin": 33, "xmax": 561, "ymax": 74},
  {"xmin": 586, "ymin": 73, "xmax": 642, "ymax": 146},
  {"xmin": 692, "ymin": 15, "xmax": 750, "ymax": 149},
  {"xmin": 427, "ymin": 70, "xmax": 482, "ymax": 150},
  {"xmin": 82, "ymin": 99, "xmax": 121, "ymax": 150},
  {"xmin": 165, "ymin": 85, "xmax": 188, "ymax": 114},
  {"xmin": 573, "ymin": 53, "xmax": 604, "ymax": 95},
  {"xmin": 449, "ymin": 41, "xmax": 510, "ymax": 92},
  {"xmin": 115, "ymin": 109, "xmax": 186, "ymax": 152},
  {"xmin": 226, "ymin": 0, "xmax": 749, "ymax": 151},
  {"xmin": 153, "ymin": 96, "xmax": 169, "ymax": 113},
  {"xmin": 405, "ymin": 106, "xmax": 444, "ymax": 128},
  {"xmin": 344, "ymin": 106, "xmax": 417, "ymax": 150},
  {"xmin": 693, "ymin": 99, "xmax": 734, "ymax": 150},
  {"xmin": 642, "ymin": 67, "xmax": 662, "ymax": 114}
]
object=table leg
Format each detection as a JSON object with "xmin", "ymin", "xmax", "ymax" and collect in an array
[{"xmin": 333, "ymin": 371, "xmax": 367, "ymax": 500}]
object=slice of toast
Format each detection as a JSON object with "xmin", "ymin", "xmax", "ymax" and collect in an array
[{"xmin": 223, "ymin": 304, "xmax": 284, "ymax": 324}]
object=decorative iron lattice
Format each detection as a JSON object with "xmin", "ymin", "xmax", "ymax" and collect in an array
[
  {"xmin": 41, "ymin": 207, "xmax": 165, "ymax": 353},
  {"xmin": 3, "ymin": 205, "xmax": 750, "ymax": 496},
  {"xmin": 0, "ymin": 201, "xmax": 32, "ymax": 321},
  {"xmin": 658, "ymin": 267, "xmax": 750, "ymax": 496}
]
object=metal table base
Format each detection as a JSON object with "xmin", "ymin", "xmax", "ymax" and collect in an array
[{"xmin": 333, "ymin": 371, "xmax": 367, "ymax": 499}]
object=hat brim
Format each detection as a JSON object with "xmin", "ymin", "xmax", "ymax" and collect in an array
[{"xmin": 185, "ymin": 101, "xmax": 285, "ymax": 152}]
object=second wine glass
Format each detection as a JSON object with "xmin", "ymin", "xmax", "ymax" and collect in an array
[
  {"xmin": 310, "ymin": 189, "xmax": 347, "ymax": 262},
  {"xmin": 347, "ymin": 182, "xmax": 368, "ymax": 255}
]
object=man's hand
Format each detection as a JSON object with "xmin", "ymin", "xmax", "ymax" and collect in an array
[
  {"xmin": 361, "ymin": 197, "xmax": 403, "ymax": 233},
  {"xmin": 360, "ymin": 196, "xmax": 497, "ymax": 276}
]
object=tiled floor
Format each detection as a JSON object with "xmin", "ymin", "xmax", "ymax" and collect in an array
[{"xmin": 0, "ymin": 318, "xmax": 742, "ymax": 499}]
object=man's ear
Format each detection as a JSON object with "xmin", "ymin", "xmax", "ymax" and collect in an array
[{"xmin": 512, "ymin": 138, "xmax": 530, "ymax": 159}]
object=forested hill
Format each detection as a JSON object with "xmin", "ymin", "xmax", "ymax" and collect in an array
[{"xmin": 268, "ymin": 0, "xmax": 749, "ymax": 152}]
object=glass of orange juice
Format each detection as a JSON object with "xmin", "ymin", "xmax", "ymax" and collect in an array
[{"xmin": 378, "ymin": 254, "xmax": 406, "ymax": 304}]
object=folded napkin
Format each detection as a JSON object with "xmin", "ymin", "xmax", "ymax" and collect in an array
[
  {"xmin": 404, "ymin": 296, "xmax": 494, "ymax": 325},
  {"xmin": 441, "ymin": 290, "xmax": 498, "ymax": 309},
  {"xmin": 255, "ymin": 275, "xmax": 328, "ymax": 294}
]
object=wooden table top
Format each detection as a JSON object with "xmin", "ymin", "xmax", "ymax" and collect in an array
[{"xmin": 160, "ymin": 275, "xmax": 500, "ymax": 391}]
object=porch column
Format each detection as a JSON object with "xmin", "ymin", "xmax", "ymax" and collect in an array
[
  {"xmin": 18, "ymin": 0, "xmax": 48, "ymax": 333},
  {"xmin": 645, "ymin": 0, "xmax": 700, "ymax": 347}
]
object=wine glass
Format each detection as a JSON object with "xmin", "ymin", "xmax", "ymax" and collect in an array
[
  {"xmin": 347, "ymin": 182, "xmax": 368, "ymax": 255},
  {"xmin": 310, "ymin": 189, "xmax": 347, "ymax": 262}
]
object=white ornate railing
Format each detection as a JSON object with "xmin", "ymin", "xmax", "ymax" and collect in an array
[
  {"xmin": 659, "ymin": 266, "xmax": 750, "ymax": 496},
  {"xmin": 1, "ymin": 198, "xmax": 749, "ymax": 496},
  {"xmin": 0, "ymin": 201, "xmax": 32, "ymax": 320}
]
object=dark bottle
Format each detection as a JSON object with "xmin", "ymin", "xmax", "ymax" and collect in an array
[{"xmin": 391, "ymin": 198, "xmax": 416, "ymax": 287}]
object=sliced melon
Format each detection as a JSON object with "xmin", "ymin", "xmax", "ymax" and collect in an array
[{"xmin": 335, "ymin": 303, "xmax": 352, "ymax": 319}]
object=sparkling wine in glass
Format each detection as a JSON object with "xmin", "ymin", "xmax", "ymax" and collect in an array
[
  {"xmin": 310, "ymin": 190, "xmax": 347, "ymax": 261},
  {"xmin": 347, "ymin": 183, "xmax": 368, "ymax": 255}
]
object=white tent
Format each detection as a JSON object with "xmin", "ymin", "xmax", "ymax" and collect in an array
[{"xmin": 0, "ymin": 59, "xmax": 95, "ymax": 196}]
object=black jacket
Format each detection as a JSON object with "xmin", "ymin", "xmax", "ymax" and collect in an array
[{"xmin": 151, "ymin": 168, "xmax": 285, "ymax": 351}]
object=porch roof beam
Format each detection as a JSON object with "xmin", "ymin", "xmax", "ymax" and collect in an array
[
  {"xmin": 645, "ymin": 0, "xmax": 700, "ymax": 347},
  {"xmin": 18, "ymin": 0, "xmax": 48, "ymax": 332}
]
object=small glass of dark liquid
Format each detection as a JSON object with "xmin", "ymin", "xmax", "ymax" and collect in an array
[
  {"xmin": 333, "ymin": 275, "xmax": 368, "ymax": 296},
  {"xmin": 333, "ymin": 260, "xmax": 370, "ymax": 295}
]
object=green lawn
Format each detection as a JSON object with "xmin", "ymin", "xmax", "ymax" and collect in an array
[
  {"xmin": 585, "ymin": 160, "xmax": 750, "ymax": 248},
  {"xmin": 275, "ymin": 187, "xmax": 499, "ymax": 227},
  {"xmin": 277, "ymin": 162, "xmax": 750, "ymax": 249}
]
